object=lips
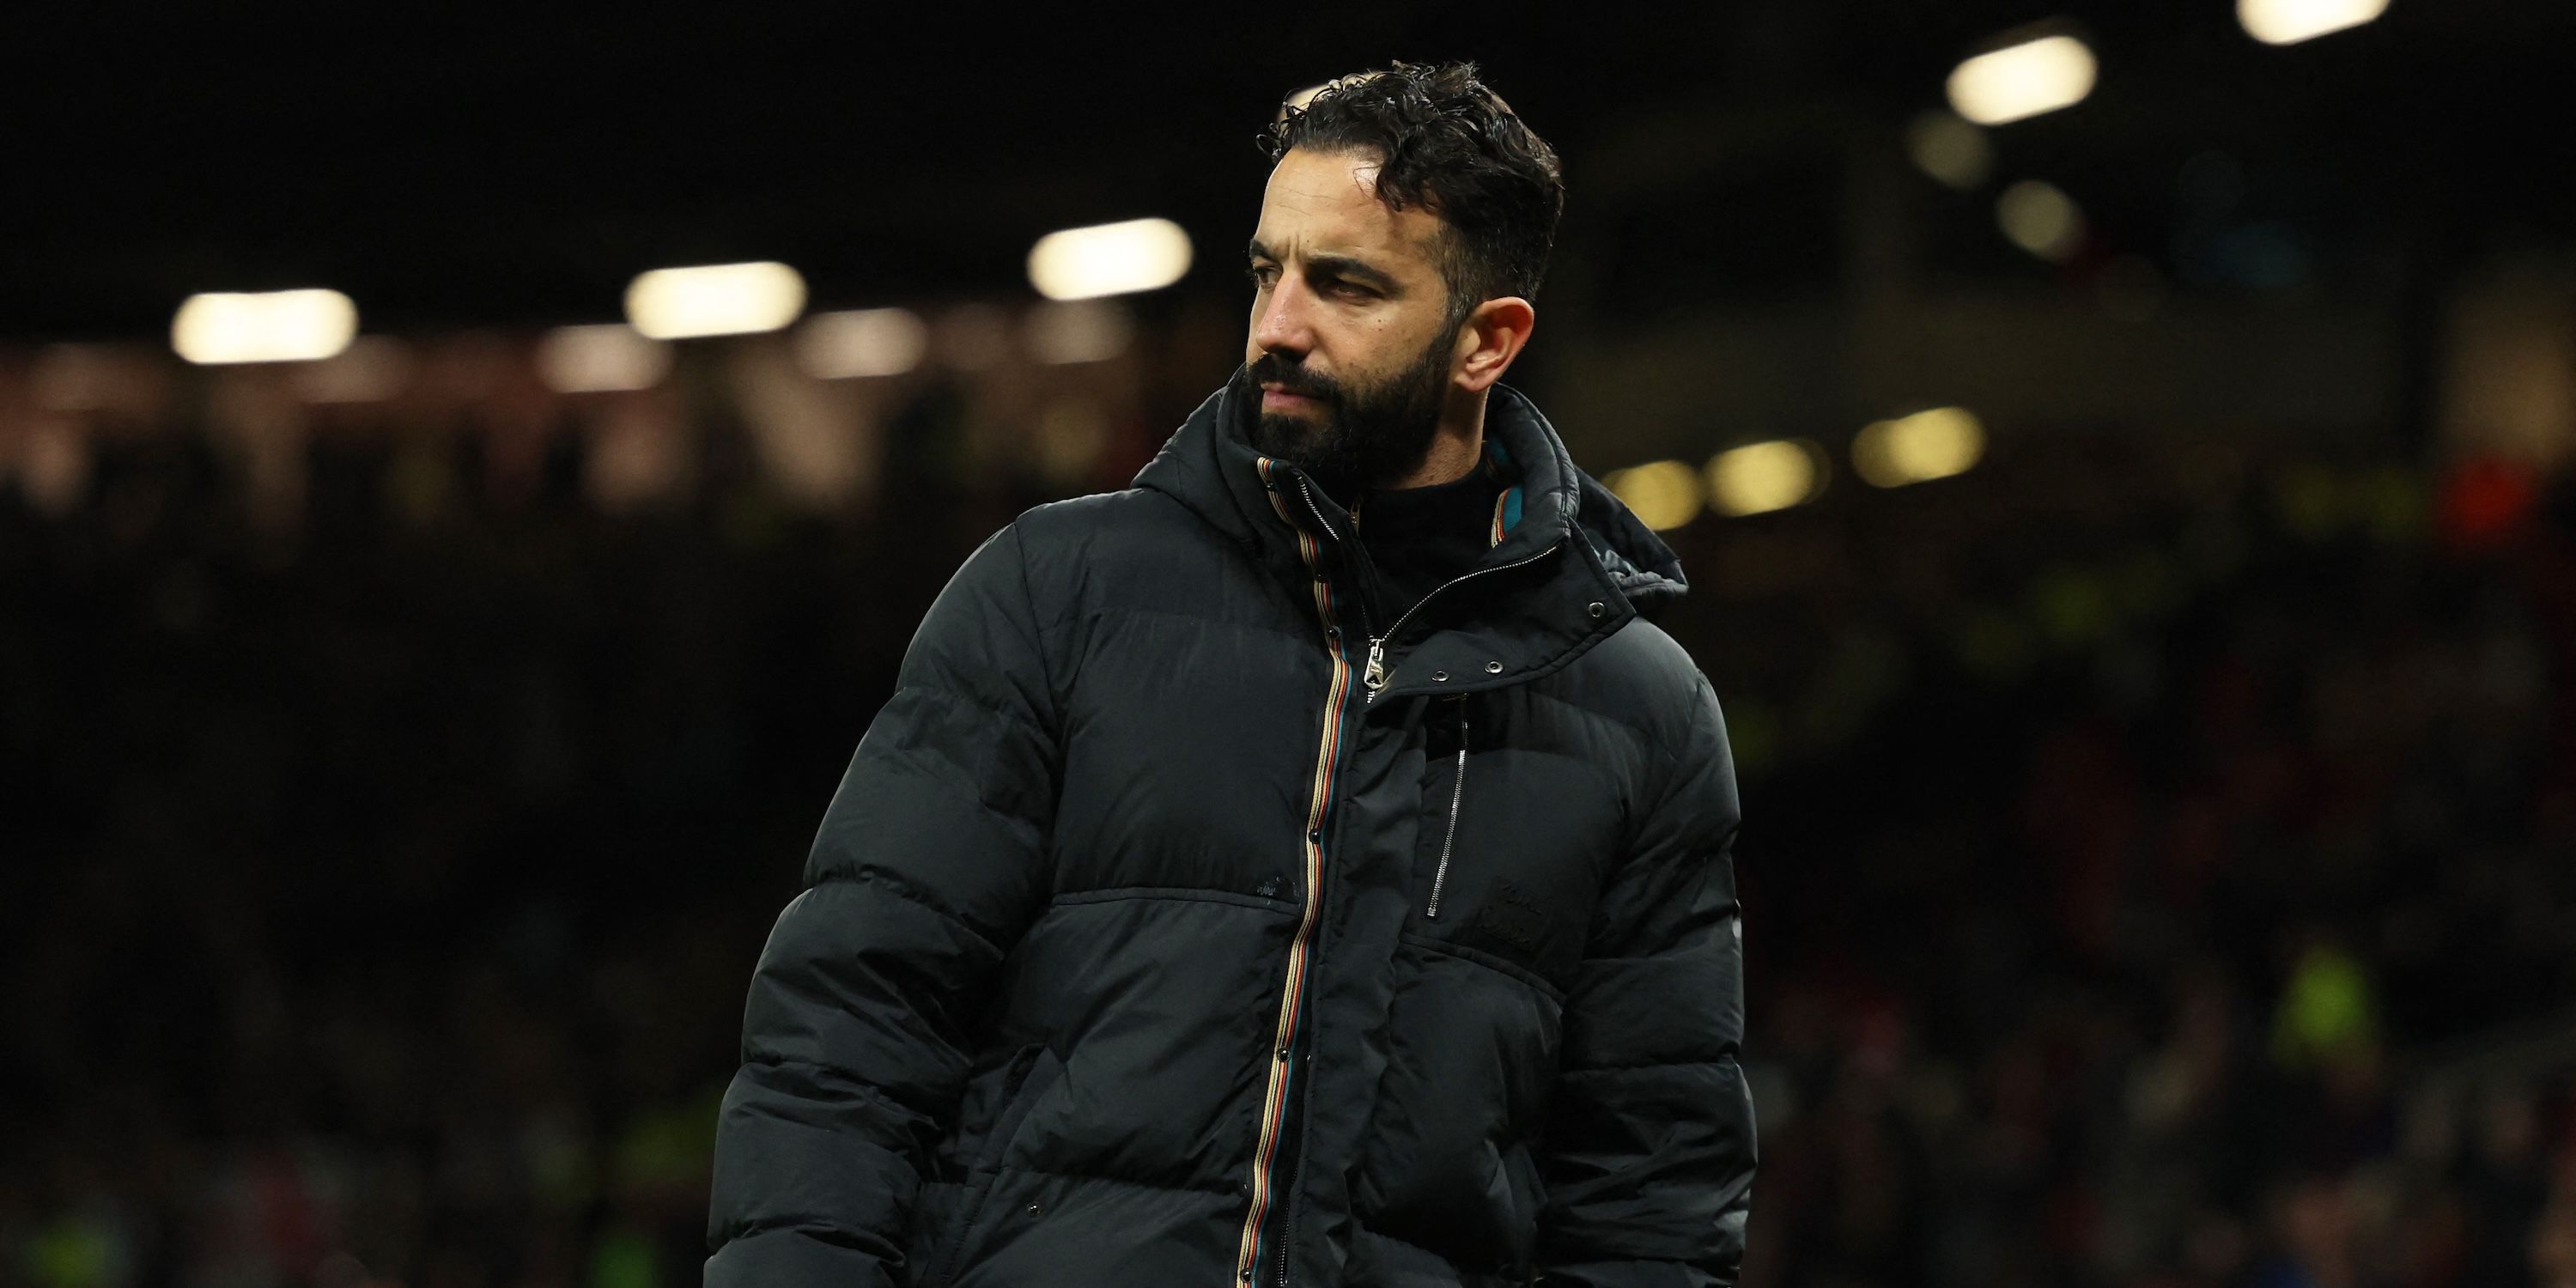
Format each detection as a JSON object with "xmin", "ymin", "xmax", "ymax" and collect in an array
[
  {"xmin": 1259, "ymin": 382, "xmax": 1327, "ymax": 409},
  {"xmin": 1251, "ymin": 360, "xmax": 1333, "ymax": 404}
]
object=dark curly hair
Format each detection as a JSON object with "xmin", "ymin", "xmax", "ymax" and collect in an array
[{"xmin": 1259, "ymin": 61, "xmax": 1564, "ymax": 330}]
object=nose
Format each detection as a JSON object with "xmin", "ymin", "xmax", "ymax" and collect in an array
[{"xmin": 1249, "ymin": 273, "xmax": 1312, "ymax": 361}]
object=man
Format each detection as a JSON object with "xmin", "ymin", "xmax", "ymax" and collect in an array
[{"xmin": 707, "ymin": 60, "xmax": 1754, "ymax": 1287}]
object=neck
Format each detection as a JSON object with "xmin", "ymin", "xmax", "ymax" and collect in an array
[{"xmin": 1381, "ymin": 386, "xmax": 1487, "ymax": 490}]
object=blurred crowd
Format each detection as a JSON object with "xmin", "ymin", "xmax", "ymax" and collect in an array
[
  {"xmin": 3, "ymin": 368, "xmax": 2574, "ymax": 1288},
  {"xmin": 1710, "ymin": 442, "xmax": 2576, "ymax": 1286}
]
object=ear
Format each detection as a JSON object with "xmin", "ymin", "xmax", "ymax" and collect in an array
[{"xmin": 1450, "ymin": 295, "xmax": 1536, "ymax": 393}]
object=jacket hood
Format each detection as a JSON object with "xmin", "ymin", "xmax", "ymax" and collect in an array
[
  {"xmin": 1133, "ymin": 365, "xmax": 1690, "ymax": 622},
  {"xmin": 1565, "ymin": 447, "xmax": 1691, "ymax": 618}
]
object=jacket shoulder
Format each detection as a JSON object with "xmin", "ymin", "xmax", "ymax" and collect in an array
[
  {"xmin": 1564, "ymin": 616, "xmax": 1725, "ymax": 750},
  {"xmin": 1010, "ymin": 485, "xmax": 1199, "ymax": 545},
  {"xmin": 1004, "ymin": 485, "xmax": 1242, "ymax": 612}
]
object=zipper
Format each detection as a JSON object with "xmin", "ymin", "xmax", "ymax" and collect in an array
[
  {"xmin": 1239, "ymin": 463, "xmax": 1549, "ymax": 1284},
  {"xmin": 1294, "ymin": 470, "xmax": 1561, "ymax": 704},
  {"xmin": 1360, "ymin": 539, "xmax": 1563, "ymax": 702},
  {"xmin": 1371, "ymin": 537, "xmax": 1561, "ymax": 665},
  {"xmin": 1236, "ymin": 460, "xmax": 1364, "ymax": 1288},
  {"xmin": 1292, "ymin": 476, "xmax": 1381, "ymax": 639},
  {"xmin": 1425, "ymin": 705, "xmax": 1468, "ymax": 919},
  {"xmin": 1275, "ymin": 1201, "xmax": 1294, "ymax": 1288}
]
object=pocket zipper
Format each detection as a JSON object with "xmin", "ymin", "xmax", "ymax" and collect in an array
[{"xmin": 1425, "ymin": 706, "xmax": 1467, "ymax": 919}]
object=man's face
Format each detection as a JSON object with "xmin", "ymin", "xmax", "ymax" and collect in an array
[{"xmin": 1243, "ymin": 146, "xmax": 1462, "ymax": 488}]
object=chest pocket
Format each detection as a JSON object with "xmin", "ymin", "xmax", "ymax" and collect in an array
[{"xmin": 1406, "ymin": 692, "xmax": 1618, "ymax": 988}]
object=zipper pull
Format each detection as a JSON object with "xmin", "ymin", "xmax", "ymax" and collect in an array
[{"xmin": 1363, "ymin": 638, "xmax": 1386, "ymax": 693}]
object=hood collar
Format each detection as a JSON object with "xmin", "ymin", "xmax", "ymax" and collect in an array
[
  {"xmin": 1133, "ymin": 366, "xmax": 1692, "ymax": 696},
  {"xmin": 1139, "ymin": 367, "xmax": 1686, "ymax": 601}
]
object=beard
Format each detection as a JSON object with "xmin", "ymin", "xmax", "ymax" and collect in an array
[{"xmin": 1245, "ymin": 329, "xmax": 1453, "ymax": 495}]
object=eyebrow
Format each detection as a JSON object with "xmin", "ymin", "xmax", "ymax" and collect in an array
[{"xmin": 1246, "ymin": 239, "xmax": 1400, "ymax": 293}]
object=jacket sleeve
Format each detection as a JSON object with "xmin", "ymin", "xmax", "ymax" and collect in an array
[
  {"xmin": 706, "ymin": 524, "xmax": 1060, "ymax": 1288},
  {"xmin": 1534, "ymin": 669, "xmax": 1756, "ymax": 1287}
]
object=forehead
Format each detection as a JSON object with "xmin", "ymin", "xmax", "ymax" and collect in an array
[{"xmin": 1254, "ymin": 147, "xmax": 1445, "ymax": 270}]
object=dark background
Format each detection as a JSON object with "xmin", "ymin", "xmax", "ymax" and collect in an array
[{"xmin": 6, "ymin": 3, "xmax": 2576, "ymax": 1285}]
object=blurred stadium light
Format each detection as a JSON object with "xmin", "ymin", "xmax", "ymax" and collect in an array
[
  {"xmin": 1946, "ymin": 33, "xmax": 2098, "ymax": 125},
  {"xmin": 537, "ymin": 324, "xmax": 671, "ymax": 392},
  {"xmin": 623, "ymin": 261, "xmax": 807, "ymax": 340},
  {"xmin": 793, "ymin": 307, "xmax": 929, "ymax": 380},
  {"xmin": 1996, "ymin": 179, "xmax": 2087, "ymax": 260},
  {"xmin": 170, "ymin": 289, "xmax": 359, "ymax": 365},
  {"xmin": 1852, "ymin": 408, "xmax": 1988, "ymax": 487},
  {"xmin": 1905, "ymin": 111, "xmax": 1996, "ymax": 190},
  {"xmin": 1706, "ymin": 439, "xmax": 1829, "ymax": 517},
  {"xmin": 1603, "ymin": 459, "xmax": 1703, "ymax": 531},
  {"xmin": 2239, "ymin": 0, "xmax": 2392, "ymax": 46},
  {"xmin": 1027, "ymin": 217, "xmax": 1194, "ymax": 301}
]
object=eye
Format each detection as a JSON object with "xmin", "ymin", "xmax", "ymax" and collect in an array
[
  {"xmin": 1246, "ymin": 264, "xmax": 1279, "ymax": 289},
  {"xmin": 1327, "ymin": 279, "xmax": 1377, "ymax": 300}
]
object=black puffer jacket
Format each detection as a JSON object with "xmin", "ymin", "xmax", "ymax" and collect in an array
[{"xmin": 706, "ymin": 368, "xmax": 1755, "ymax": 1287}]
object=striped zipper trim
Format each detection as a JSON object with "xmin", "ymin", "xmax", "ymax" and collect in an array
[
  {"xmin": 1235, "ymin": 456, "xmax": 1355, "ymax": 1286},
  {"xmin": 1483, "ymin": 441, "xmax": 1520, "ymax": 548}
]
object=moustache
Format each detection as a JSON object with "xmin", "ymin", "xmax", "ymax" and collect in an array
[{"xmin": 1248, "ymin": 355, "xmax": 1340, "ymax": 404}]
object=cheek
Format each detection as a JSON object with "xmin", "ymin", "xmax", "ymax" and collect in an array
[{"xmin": 1317, "ymin": 311, "xmax": 1413, "ymax": 366}]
